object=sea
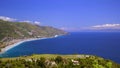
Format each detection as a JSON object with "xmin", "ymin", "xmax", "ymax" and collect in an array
[{"xmin": 0, "ymin": 32, "xmax": 120, "ymax": 63}]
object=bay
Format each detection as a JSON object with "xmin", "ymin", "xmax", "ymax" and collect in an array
[{"xmin": 1, "ymin": 32, "xmax": 120, "ymax": 63}]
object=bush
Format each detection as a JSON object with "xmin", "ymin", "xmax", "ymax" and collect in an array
[{"xmin": 55, "ymin": 56, "xmax": 63, "ymax": 64}]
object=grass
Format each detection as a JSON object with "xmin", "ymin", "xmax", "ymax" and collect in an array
[{"xmin": 0, "ymin": 54, "xmax": 96, "ymax": 61}]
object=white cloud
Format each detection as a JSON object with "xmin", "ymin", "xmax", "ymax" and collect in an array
[
  {"xmin": 60, "ymin": 27, "xmax": 82, "ymax": 31},
  {"xmin": 21, "ymin": 20, "xmax": 32, "ymax": 23},
  {"xmin": 34, "ymin": 21, "xmax": 40, "ymax": 25},
  {"xmin": 60, "ymin": 27, "xmax": 67, "ymax": 30},
  {"xmin": 92, "ymin": 24, "xmax": 120, "ymax": 28},
  {"xmin": 0, "ymin": 16, "xmax": 42, "ymax": 26},
  {"xmin": 0, "ymin": 16, "xmax": 16, "ymax": 21}
]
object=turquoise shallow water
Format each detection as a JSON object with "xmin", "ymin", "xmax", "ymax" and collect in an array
[{"xmin": 1, "ymin": 32, "xmax": 120, "ymax": 63}]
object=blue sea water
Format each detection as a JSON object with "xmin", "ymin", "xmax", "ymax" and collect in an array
[{"xmin": 0, "ymin": 32, "xmax": 120, "ymax": 63}]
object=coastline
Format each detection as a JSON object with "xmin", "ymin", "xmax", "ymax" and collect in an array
[
  {"xmin": 0, "ymin": 37, "xmax": 48, "ymax": 54},
  {"xmin": 0, "ymin": 34, "xmax": 61, "ymax": 54}
]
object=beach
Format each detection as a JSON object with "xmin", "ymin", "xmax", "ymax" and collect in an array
[
  {"xmin": 0, "ymin": 35, "xmax": 60, "ymax": 54},
  {"xmin": 0, "ymin": 38, "xmax": 47, "ymax": 54}
]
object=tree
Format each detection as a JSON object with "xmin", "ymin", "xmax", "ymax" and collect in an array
[{"xmin": 55, "ymin": 56, "xmax": 63, "ymax": 64}]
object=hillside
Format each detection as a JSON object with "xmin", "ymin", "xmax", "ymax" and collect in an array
[
  {"xmin": 0, "ymin": 20, "xmax": 67, "ymax": 49},
  {"xmin": 0, "ymin": 54, "xmax": 120, "ymax": 68}
]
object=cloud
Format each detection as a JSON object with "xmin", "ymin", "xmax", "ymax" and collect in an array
[
  {"xmin": 21, "ymin": 20, "xmax": 32, "ymax": 23},
  {"xmin": 60, "ymin": 24, "xmax": 120, "ymax": 32},
  {"xmin": 60, "ymin": 27, "xmax": 82, "ymax": 31},
  {"xmin": 34, "ymin": 21, "xmax": 40, "ymax": 25},
  {"xmin": 0, "ymin": 16, "xmax": 17, "ymax": 21},
  {"xmin": 92, "ymin": 24, "xmax": 120, "ymax": 28},
  {"xmin": 0, "ymin": 16, "xmax": 42, "ymax": 26},
  {"xmin": 60, "ymin": 27, "xmax": 67, "ymax": 30}
]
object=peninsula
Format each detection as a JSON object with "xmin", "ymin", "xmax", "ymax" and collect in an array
[{"xmin": 0, "ymin": 19, "xmax": 67, "ymax": 53}]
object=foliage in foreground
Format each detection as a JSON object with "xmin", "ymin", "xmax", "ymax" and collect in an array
[{"xmin": 0, "ymin": 55, "xmax": 120, "ymax": 68}]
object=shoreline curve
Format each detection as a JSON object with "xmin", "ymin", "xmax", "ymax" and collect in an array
[{"xmin": 0, "ymin": 37, "xmax": 50, "ymax": 54}]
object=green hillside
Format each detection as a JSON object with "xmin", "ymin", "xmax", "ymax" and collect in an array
[
  {"xmin": 0, "ymin": 54, "xmax": 120, "ymax": 68},
  {"xmin": 0, "ymin": 20, "xmax": 66, "ymax": 49}
]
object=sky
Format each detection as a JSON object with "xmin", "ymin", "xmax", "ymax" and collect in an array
[{"xmin": 0, "ymin": 0, "xmax": 120, "ymax": 31}]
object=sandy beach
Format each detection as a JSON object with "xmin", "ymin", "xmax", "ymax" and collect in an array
[
  {"xmin": 0, "ymin": 34, "xmax": 60, "ymax": 54},
  {"xmin": 0, "ymin": 37, "xmax": 47, "ymax": 54}
]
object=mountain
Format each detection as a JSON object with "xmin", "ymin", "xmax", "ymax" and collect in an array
[{"xmin": 0, "ymin": 20, "xmax": 67, "ymax": 48}]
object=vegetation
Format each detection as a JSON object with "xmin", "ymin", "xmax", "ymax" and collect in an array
[
  {"xmin": 0, "ymin": 54, "xmax": 120, "ymax": 68},
  {"xmin": 0, "ymin": 20, "xmax": 67, "ymax": 49}
]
